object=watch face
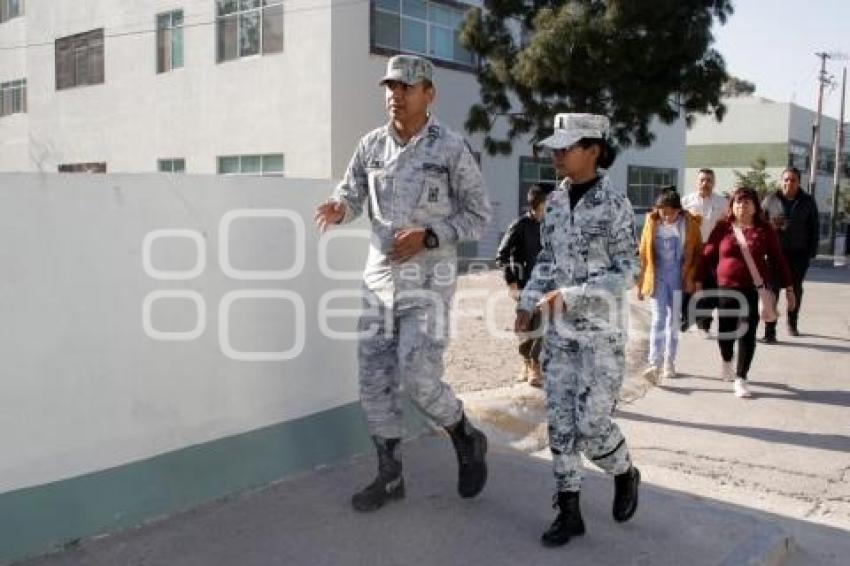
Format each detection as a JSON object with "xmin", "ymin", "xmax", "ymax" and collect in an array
[{"xmin": 425, "ymin": 232, "xmax": 438, "ymax": 248}]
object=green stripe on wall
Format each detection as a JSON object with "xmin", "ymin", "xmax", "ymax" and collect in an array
[
  {"xmin": 686, "ymin": 143, "xmax": 789, "ymax": 168},
  {"xmin": 0, "ymin": 402, "xmax": 427, "ymax": 563}
]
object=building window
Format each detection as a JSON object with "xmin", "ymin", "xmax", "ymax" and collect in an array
[
  {"xmin": 372, "ymin": 0, "xmax": 475, "ymax": 68},
  {"xmin": 627, "ymin": 166, "xmax": 677, "ymax": 210},
  {"xmin": 217, "ymin": 153, "xmax": 283, "ymax": 176},
  {"xmin": 58, "ymin": 162, "xmax": 107, "ymax": 173},
  {"xmin": 518, "ymin": 156, "xmax": 558, "ymax": 214},
  {"xmin": 216, "ymin": 0, "xmax": 283, "ymax": 63},
  {"xmin": 157, "ymin": 10, "xmax": 184, "ymax": 73},
  {"xmin": 0, "ymin": 79, "xmax": 26, "ymax": 116},
  {"xmin": 0, "ymin": 0, "xmax": 24, "ymax": 23},
  {"xmin": 817, "ymin": 148, "xmax": 836, "ymax": 175},
  {"xmin": 788, "ymin": 143, "xmax": 809, "ymax": 172},
  {"xmin": 158, "ymin": 158, "xmax": 186, "ymax": 173},
  {"xmin": 55, "ymin": 29, "xmax": 105, "ymax": 90}
]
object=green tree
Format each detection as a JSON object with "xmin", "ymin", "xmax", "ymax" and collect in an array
[
  {"xmin": 733, "ymin": 157, "xmax": 779, "ymax": 201},
  {"xmin": 721, "ymin": 75, "xmax": 756, "ymax": 97},
  {"xmin": 460, "ymin": 0, "xmax": 734, "ymax": 155}
]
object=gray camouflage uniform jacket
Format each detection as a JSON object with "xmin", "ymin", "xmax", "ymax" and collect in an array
[
  {"xmin": 333, "ymin": 116, "xmax": 491, "ymax": 306},
  {"xmin": 518, "ymin": 175, "xmax": 637, "ymax": 345}
]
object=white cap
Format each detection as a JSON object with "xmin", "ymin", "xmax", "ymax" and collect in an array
[{"xmin": 537, "ymin": 113, "xmax": 610, "ymax": 149}]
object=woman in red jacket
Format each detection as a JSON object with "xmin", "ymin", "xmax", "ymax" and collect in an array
[{"xmin": 697, "ymin": 186, "xmax": 795, "ymax": 398}]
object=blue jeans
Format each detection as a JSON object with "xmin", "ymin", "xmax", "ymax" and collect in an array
[{"xmin": 649, "ymin": 277, "xmax": 682, "ymax": 367}]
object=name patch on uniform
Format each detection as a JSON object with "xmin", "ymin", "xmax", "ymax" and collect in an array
[{"xmin": 367, "ymin": 159, "xmax": 384, "ymax": 169}]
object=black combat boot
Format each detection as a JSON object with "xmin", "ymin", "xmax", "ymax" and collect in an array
[
  {"xmin": 541, "ymin": 491, "xmax": 586, "ymax": 547},
  {"xmin": 763, "ymin": 321, "xmax": 778, "ymax": 344},
  {"xmin": 787, "ymin": 312, "xmax": 800, "ymax": 336},
  {"xmin": 351, "ymin": 437, "xmax": 404, "ymax": 512},
  {"xmin": 613, "ymin": 466, "xmax": 641, "ymax": 522},
  {"xmin": 446, "ymin": 414, "xmax": 488, "ymax": 498}
]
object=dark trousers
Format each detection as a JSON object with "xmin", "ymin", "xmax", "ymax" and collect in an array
[
  {"xmin": 770, "ymin": 253, "xmax": 810, "ymax": 328},
  {"xmin": 518, "ymin": 309, "xmax": 543, "ymax": 361},
  {"xmin": 717, "ymin": 287, "xmax": 759, "ymax": 380},
  {"xmin": 682, "ymin": 270, "xmax": 718, "ymax": 331}
]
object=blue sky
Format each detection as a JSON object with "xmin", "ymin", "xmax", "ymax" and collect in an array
[{"xmin": 713, "ymin": 0, "xmax": 850, "ymax": 120}]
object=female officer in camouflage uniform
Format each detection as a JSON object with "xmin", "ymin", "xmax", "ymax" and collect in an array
[{"xmin": 515, "ymin": 114, "xmax": 641, "ymax": 547}]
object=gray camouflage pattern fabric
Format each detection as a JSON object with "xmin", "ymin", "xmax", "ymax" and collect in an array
[
  {"xmin": 519, "ymin": 174, "xmax": 636, "ymax": 492},
  {"xmin": 333, "ymin": 115, "xmax": 491, "ymax": 438},
  {"xmin": 380, "ymin": 54, "xmax": 434, "ymax": 86}
]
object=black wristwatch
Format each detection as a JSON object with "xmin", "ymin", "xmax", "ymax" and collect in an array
[{"xmin": 423, "ymin": 226, "xmax": 440, "ymax": 249}]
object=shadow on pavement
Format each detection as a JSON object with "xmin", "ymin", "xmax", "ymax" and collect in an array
[
  {"xmin": 15, "ymin": 435, "xmax": 850, "ymax": 566},
  {"xmin": 617, "ymin": 408, "xmax": 850, "ymax": 453}
]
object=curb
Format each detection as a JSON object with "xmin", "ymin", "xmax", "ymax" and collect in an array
[{"xmin": 719, "ymin": 523, "xmax": 794, "ymax": 566}]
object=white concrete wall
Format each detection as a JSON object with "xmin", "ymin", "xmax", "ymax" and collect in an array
[
  {"xmin": 20, "ymin": 0, "xmax": 333, "ymax": 176},
  {"xmin": 687, "ymin": 97, "xmax": 791, "ymax": 144},
  {"xmin": 0, "ymin": 173, "xmax": 370, "ymax": 494}
]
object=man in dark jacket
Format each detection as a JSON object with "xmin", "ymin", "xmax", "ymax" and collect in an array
[
  {"xmin": 496, "ymin": 184, "xmax": 553, "ymax": 386},
  {"xmin": 761, "ymin": 167, "xmax": 820, "ymax": 340}
]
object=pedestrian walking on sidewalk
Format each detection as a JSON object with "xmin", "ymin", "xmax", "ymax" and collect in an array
[
  {"xmin": 514, "ymin": 113, "xmax": 641, "ymax": 547},
  {"xmin": 761, "ymin": 167, "xmax": 820, "ymax": 341},
  {"xmin": 636, "ymin": 188, "xmax": 703, "ymax": 384},
  {"xmin": 681, "ymin": 168, "xmax": 727, "ymax": 335},
  {"xmin": 314, "ymin": 55, "xmax": 492, "ymax": 512},
  {"xmin": 496, "ymin": 183, "xmax": 554, "ymax": 388},
  {"xmin": 697, "ymin": 185, "xmax": 795, "ymax": 398}
]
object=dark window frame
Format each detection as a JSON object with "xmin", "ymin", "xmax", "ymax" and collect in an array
[
  {"xmin": 370, "ymin": 0, "xmax": 478, "ymax": 74},
  {"xmin": 58, "ymin": 162, "xmax": 107, "ymax": 173},
  {"xmin": 55, "ymin": 29, "xmax": 105, "ymax": 90},
  {"xmin": 217, "ymin": 153, "xmax": 284, "ymax": 176},
  {"xmin": 0, "ymin": 78, "xmax": 26, "ymax": 117},
  {"xmin": 0, "ymin": 0, "xmax": 25, "ymax": 24},
  {"xmin": 156, "ymin": 9, "xmax": 184, "ymax": 74},
  {"xmin": 215, "ymin": 0, "xmax": 283, "ymax": 64}
]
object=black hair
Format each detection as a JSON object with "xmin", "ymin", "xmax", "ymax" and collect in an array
[
  {"xmin": 527, "ymin": 184, "xmax": 552, "ymax": 208},
  {"xmin": 575, "ymin": 137, "xmax": 617, "ymax": 169},
  {"xmin": 697, "ymin": 168, "xmax": 715, "ymax": 178},
  {"xmin": 726, "ymin": 185, "xmax": 766, "ymax": 226},
  {"xmin": 654, "ymin": 187, "xmax": 682, "ymax": 210},
  {"xmin": 782, "ymin": 166, "xmax": 801, "ymax": 181}
]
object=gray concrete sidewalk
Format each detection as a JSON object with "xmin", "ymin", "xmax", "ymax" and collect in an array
[{"xmin": 20, "ymin": 435, "xmax": 793, "ymax": 566}]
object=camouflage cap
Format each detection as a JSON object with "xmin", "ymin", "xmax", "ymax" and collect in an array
[
  {"xmin": 379, "ymin": 55, "xmax": 434, "ymax": 86},
  {"xmin": 537, "ymin": 113, "xmax": 610, "ymax": 149}
]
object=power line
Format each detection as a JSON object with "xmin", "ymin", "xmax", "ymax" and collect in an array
[{"xmin": 0, "ymin": 0, "xmax": 370, "ymax": 52}]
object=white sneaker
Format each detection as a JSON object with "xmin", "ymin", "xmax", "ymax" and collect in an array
[
  {"xmin": 721, "ymin": 361, "xmax": 734, "ymax": 382},
  {"xmin": 642, "ymin": 365, "xmax": 660, "ymax": 385},
  {"xmin": 733, "ymin": 378, "xmax": 752, "ymax": 398},
  {"xmin": 662, "ymin": 360, "xmax": 676, "ymax": 379}
]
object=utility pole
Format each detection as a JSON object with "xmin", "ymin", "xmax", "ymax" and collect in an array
[
  {"xmin": 829, "ymin": 67, "xmax": 846, "ymax": 258},
  {"xmin": 809, "ymin": 52, "xmax": 831, "ymax": 200}
]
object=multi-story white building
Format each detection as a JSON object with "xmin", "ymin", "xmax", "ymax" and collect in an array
[{"xmin": 1, "ymin": 0, "xmax": 686, "ymax": 255}]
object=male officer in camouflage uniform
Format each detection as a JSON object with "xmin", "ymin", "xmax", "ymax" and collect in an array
[
  {"xmin": 515, "ymin": 113, "xmax": 640, "ymax": 547},
  {"xmin": 314, "ymin": 55, "xmax": 491, "ymax": 512}
]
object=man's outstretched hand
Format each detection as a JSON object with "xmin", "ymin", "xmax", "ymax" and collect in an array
[{"xmin": 314, "ymin": 200, "xmax": 345, "ymax": 232}]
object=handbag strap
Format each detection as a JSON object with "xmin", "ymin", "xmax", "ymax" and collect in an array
[{"xmin": 731, "ymin": 224, "xmax": 765, "ymax": 288}]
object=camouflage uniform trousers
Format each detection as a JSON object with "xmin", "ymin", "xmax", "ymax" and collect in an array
[
  {"xmin": 542, "ymin": 332, "xmax": 632, "ymax": 492},
  {"xmin": 357, "ymin": 292, "xmax": 463, "ymax": 439}
]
